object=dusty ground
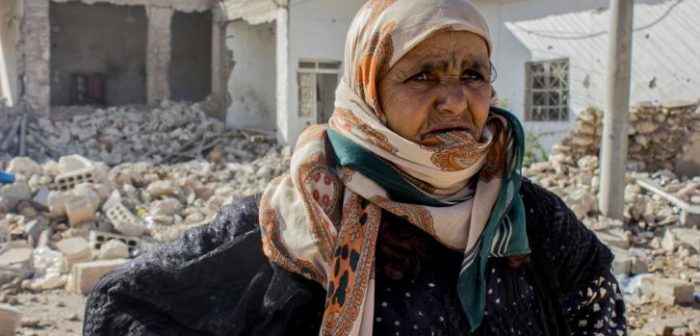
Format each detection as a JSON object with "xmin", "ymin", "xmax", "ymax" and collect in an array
[{"xmin": 9, "ymin": 290, "xmax": 85, "ymax": 336}]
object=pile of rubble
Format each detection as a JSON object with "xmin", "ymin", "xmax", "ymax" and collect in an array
[
  {"xmin": 524, "ymin": 104, "xmax": 700, "ymax": 335},
  {"xmin": 0, "ymin": 98, "xmax": 274, "ymax": 166},
  {"xmin": 551, "ymin": 101, "xmax": 700, "ymax": 172},
  {"xmin": 0, "ymin": 145, "xmax": 289, "ymax": 326}
]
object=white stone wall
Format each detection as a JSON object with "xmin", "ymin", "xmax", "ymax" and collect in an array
[
  {"xmin": 225, "ymin": 20, "xmax": 277, "ymax": 132},
  {"xmin": 473, "ymin": 0, "xmax": 700, "ymax": 151}
]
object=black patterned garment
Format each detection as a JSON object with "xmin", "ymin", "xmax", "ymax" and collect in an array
[{"xmin": 83, "ymin": 179, "xmax": 627, "ymax": 336}]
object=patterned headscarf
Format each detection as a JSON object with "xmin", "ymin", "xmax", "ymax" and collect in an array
[{"xmin": 259, "ymin": 0, "xmax": 529, "ymax": 334}]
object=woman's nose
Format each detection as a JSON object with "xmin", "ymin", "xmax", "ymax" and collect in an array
[{"xmin": 435, "ymin": 81, "xmax": 468, "ymax": 117}]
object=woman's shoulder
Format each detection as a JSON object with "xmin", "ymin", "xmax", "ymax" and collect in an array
[{"xmin": 518, "ymin": 177, "xmax": 613, "ymax": 292}]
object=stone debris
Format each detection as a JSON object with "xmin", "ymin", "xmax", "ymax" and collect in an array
[
  {"xmin": 0, "ymin": 103, "xmax": 289, "ymax": 300},
  {"xmin": 0, "ymin": 304, "xmax": 22, "ymax": 336},
  {"xmin": 68, "ymin": 259, "xmax": 129, "ymax": 295},
  {"xmin": 524, "ymin": 102, "xmax": 700, "ymax": 335}
]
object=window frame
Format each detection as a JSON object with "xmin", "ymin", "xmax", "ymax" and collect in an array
[{"xmin": 524, "ymin": 58, "xmax": 570, "ymax": 122}]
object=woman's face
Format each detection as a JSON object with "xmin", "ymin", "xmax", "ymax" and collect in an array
[{"xmin": 378, "ymin": 31, "xmax": 492, "ymax": 145}]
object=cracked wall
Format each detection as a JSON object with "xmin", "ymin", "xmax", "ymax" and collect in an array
[{"xmin": 225, "ymin": 20, "xmax": 276, "ymax": 131}]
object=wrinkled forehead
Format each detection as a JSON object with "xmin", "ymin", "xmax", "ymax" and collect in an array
[{"xmin": 344, "ymin": 0, "xmax": 492, "ymax": 76}]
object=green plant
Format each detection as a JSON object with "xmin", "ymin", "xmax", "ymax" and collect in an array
[{"xmin": 523, "ymin": 131, "xmax": 554, "ymax": 167}]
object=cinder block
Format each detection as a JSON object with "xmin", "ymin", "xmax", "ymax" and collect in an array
[
  {"xmin": 640, "ymin": 276, "xmax": 695, "ymax": 305},
  {"xmin": 106, "ymin": 203, "xmax": 146, "ymax": 237},
  {"xmin": 89, "ymin": 231, "xmax": 140, "ymax": 258},
  {"xmin": 65, "ymin": 196, "xmax": 96, "ymax": 227},
  {"xmin": 71, "ymin": 259, "xmax": 128, "ymax": 295},
  {"xmin": 0, "ymin": 304, "xmax": 21, "ymax": 336},
  {"xmin": 54, "ymin": 167, "xmax": 96, "ymax": 191}
]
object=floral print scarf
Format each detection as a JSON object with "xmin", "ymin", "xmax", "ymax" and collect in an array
[{"xmin": 259, "ymin": 0, "xmax": 529, "ymax": 334}]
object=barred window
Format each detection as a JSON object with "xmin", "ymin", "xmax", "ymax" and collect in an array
[{"xmin": 525, "ymin": 59, "xmax": 569, "ymax": 121}]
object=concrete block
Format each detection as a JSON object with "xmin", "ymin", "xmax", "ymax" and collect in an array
[
  {"xmin": 55, "ymin": 167, "xmax": 96, "ymax": 191},
  {"xmin": 610, "ymin": 247, "xmax": 632, "ymax": 275},
  {"xmin": 106, "ymin": 203, "xmax": 146, "ymax": 237},
  {"xmin": 0, "ymin": 304, "xmax": 21, "ymax": 336},
  {"xmin": 89, "ymin": 231, "xmax": 140, "ymax": 258},
  {"xmin": 595, "ymin": 228, "xmax": 630, "ymax": 249},
  {"xmin": 57, "ymin": 155, "xmax": 93, "ymax": 174},
  {"xmin": 662, "ymin": 228, "xmax": 700, "ymax": 253},
  {"xmin": 71, "ymin": 259, "xmax": 128, "ymax": 295},
  {"xmin": 65, "ymin": 196, "xmax": 96, "ymax": 227},
  {"xmin": 640, "ymin": 276, "xmax": 695, "ymax": 305},
  {"xmin": 54, "ymin": 237, "xmax": 92, "ymax": 269},
  {"xmin": 98, "ymin": 240, "xmax": 129, "ymax": 260},
  {"xmin": 47, "ymin": 190, "xmax": 73, "ymax": 218}
]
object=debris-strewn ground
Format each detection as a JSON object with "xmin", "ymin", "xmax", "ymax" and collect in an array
[{"xmin": 1, "ymin": 101, "xmax": 700, "ymax": 336}]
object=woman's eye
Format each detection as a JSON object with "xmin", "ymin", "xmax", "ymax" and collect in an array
[
  {"xmin": 462, "ymin": 70, "xmax": 486, "ymax": 82},
  {"xmin": 408, "ymin": 72, "xmax": 431, "ymax": 82}
]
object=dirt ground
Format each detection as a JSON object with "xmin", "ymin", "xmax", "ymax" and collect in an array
[{"xmin": 9, "ymin": 290, "xmax": 84, "ymax": 336}]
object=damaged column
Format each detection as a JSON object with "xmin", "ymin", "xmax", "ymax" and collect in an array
[
  {"xmin": 146, "ymin": 6, "xmax": 173, "ymax": 105},
  {"xmin": 22, "ymin": 0, "xmax": 51, "ymax": 116}
]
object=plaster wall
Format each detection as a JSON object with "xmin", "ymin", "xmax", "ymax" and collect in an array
[
  {"xmin": 49, "ymin": 2, "xmax": 148, "ymax": 106},
  {"xmin": 285, "ymin": 0, "xmax": 364, "ymax": 145},
  {"xmin": 170, "ymin": 10, "xmax": 212, "ymax": 102},
  {"xmin": 225, "ymin": 20, "xmax": 276, "ymax": 131},
  {"xmin": 474, "ymin": 0, "xmax": 700, "ymax": 151},
  {"xmin": 0, "ymin": 0, "xmax": 21, "ymax": 106}
]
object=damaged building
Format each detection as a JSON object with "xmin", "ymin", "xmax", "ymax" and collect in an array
[{"xmin": 0, "ymin": 0, "xmax": 228, "ymax": 118}]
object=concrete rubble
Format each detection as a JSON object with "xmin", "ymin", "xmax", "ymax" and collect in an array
[
  {"xmin": 524, "ymin": 101, "xmax": 700, "ymax": 335},
  {"xmin": 0, "ymin": 101, "xmax": 290, "ymax": 312}
]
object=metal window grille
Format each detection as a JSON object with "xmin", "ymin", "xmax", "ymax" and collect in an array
[{"xmin": 525, "ymin": 59, "xmax": 570, "ymax": 121}]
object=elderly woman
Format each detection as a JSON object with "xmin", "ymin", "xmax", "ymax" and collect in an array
[{"xmin": 84, "ymin": 0, "xmax": 626, "ymax": 335}]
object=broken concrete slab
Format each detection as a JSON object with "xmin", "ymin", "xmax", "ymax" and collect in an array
[
  {"xmin": 64, "ymin": 196, "xmax": 97, "ymax": 227},
  {"xmin": 98, "ymin": 239, "xmax": 129, "ymax": 260},
  {"xmin": 662, "ymin": 228, "xmax": 700, "ymax": 253},
  {"xmin": 70, "ymin": 259, "xmax": 128, "ymax": 295},
  {"xmin": 54, "ymin": 236, "xmax": 92, "ymax": 271},
  {"xmin": 594, "ymin": 228, "xmax": 630, "ymax": 250},
  {"xmin": 0, "ymin": 304, "xmax": 21, "ymax": 336},
  {"xmin": 640, "ymin": 275, "xmax": 695, "ymax": 305}
]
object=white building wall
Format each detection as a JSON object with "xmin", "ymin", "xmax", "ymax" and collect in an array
[
  {"xmin": 0, "ymin": 0, "xmax": 22, "ymax": 106},
  {"xmin": 285, "ymin": 0, "xmax": 364, "ymax": 145},
  {"xmin": 225, "ymin": 20, "xmax": 277, "ymax": 131},
  {"xmin": 474, "ymin": 0, "xmax": 700, "ymax": 151}
]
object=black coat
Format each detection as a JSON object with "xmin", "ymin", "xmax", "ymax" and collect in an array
[{"xmin": 83, "ymin": 179, "xmax": 625, "ymax": 335}]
